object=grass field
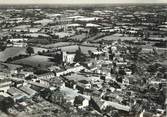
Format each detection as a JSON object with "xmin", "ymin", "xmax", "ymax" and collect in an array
[
  {"xmin": 12, "ymin": 55, "xmax": 54, "ymax": 68},
  {"xmin": 43, "ymin": 42, "xmax": 73, "ymax": 48},
  {"xmin": 0, "ymin": 47, "xmax": 26, "ymax": 62},
  {"xmin": 94, "ymin": 33, "xmax": 137, "ymax": 42},
  {"xmin": 60, "ymin": 45, "xmax": 97, "ymax": 55},
  {"xmin": 22, "ymin": 33, "xmax": 50, "ymax": 37},
  {"xmin": 69, "ymin": 33, "xmax": 87, "ymax": 41},
  {"xmin": 0, "ymin": 47, "xmax": 49, "ymax": 62}
]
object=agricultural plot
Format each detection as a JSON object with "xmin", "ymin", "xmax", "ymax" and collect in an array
[
  {"xmin": 69, "ymin": 33, "xmax": 87, "ymax": 41},
  {"xmin": 60, "ymin": 45, "xmax": 97, "ymax": 55},
  {"xmin": 43, "ymin": 42, "xmax": 73, "ymax": 48},
  {"xmin": 12, "ymin": 55, "xmax": 55, "ymax": 68},
  {"xmin": 94, "ymin": 33, "xmax": 137, "ymax": 42},
  {"xmin": 32, "ymin": 47, "xmax": 48, "ymax": 53},
  {"xmin": 86, "ymin": 33, "xmax": 105, "ymax": 42},
  {"xmin": 54, "ymin": 32, "xmax": 74, "ymax": 38},
  {"xmin": 22, "ymin": 33, "xmax": 50, "ymax": 37},
  {"xmin": 0, "ymin": 47, "xmax": 48, "ymax": 62},
  {"xmin": 0, "ymin": 47, "xmax": 26, "ymax": 62}
]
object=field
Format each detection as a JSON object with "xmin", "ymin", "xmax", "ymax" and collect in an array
[
  {"xmin": 86, "ymin": 33, "xmax": 105, "ymax": 41},
  {"xmin": 0, "ymin": 62, "xmax": 22, "ymax": 70},
  {"xmin": 22, "ymin": 33, "xmax": 50, "ymax": 37},
  {"xmin": 94, "ymin": 33, "xmax": 137, "ymax": 42},
  {"xmin": 54, "ymin": 32, "xmax": 74, "ymax": 38},
  {"xmin": 60, "ymin": 45, "xmax": 97, "ymax": 55},
  {"xmin": 0, "ymin": 47, "xmax": 48, "ymax": 62},
  {"xmin": 12, "ymin": 55, "xmax": 55, "ymax": 68},
  {"xmin": 42, "ymin": 42, "xmax": 73, "ymax": 48},
  {"xmin": 32, "ymin": 47, "xmax": 48, "ymax": 53},
  {"xmin": 0, "ymin": 47, "xmax": 26, "ymax": 62},
  {"xmin": 69, "ymin": 33, "xmax": 87, "ymax": 41}
]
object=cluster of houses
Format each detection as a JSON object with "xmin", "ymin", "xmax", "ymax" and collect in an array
[
  {"xmin": 0, "ymin": 5, "xmax": 167, "ymax": 117},
  {"xmin": 0, "ymin": 39, "xmax": 166, "ymax": 116}
]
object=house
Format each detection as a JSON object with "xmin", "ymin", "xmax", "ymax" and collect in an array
[
  {"xmin": 62, "ymin": 51, "xmax": 75, "ymax": 64},
  {"xmin": 123, "ymin": 77, "xmax": 129, "ymax": 85},
  {"xmin": 7, "ymin": 87, "xmax": 30, "ymax": 101},
  {"xmin": 8, "ymin": 38, "xmax": 28, "ymax": 43},
  {"xmin": 89, "ymin": 96, "xmax": 104, "ymax": 112},
  {"xmin": 101, "ymin": 101, "xmax": 130, "ymax": 112},
  {"xmin": 0, "ymin": 72, "xmax": 11, "ymax": 79},
  {"xmin": 19, "ymin": 71, "xmax": 34, "ymax": 77},
  {"xmin": 37, "ymin": 72, "xmax": 55, "ymax": 80},
  {"xmin": 28, "ymin": 81, "xmax": 50, "ymax": 92},
  {"xmin": 28, "ymin": 28, "xmax": 41, "ymax": 33},
  {"xmin": 49, "ymin": 90, "xmax": 65, "ymax": 105},
  {"xmin": 48, "ymin": 65, "xmax": 60, "ymax": 71},
  {"xmin": 0, "ymin": 78, "xmax": 11, "ymax": 93},
  {"xmin": 139, "ymin": 111, "xmax": 154, "ymax": 117},
  {"xmin": 19, "ymin": 86, "xmax": 37, "ymax": 98},
  {"xmin": 10, "ymin": 77, "xmax": 24, "ymax": 87},
  {"xmin": 13, "ymin": 42, "xmax": 27, "ymax": 47},
  {"xmin": 125, "ymin": 69, "xmax": 132, "ymax": 75},
  {"xmin": 56, "ymin": 64, "xmax": 85, "ymax": 77}
]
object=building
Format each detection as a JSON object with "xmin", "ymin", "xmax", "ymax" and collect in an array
[
  {"xmin": 19, "ymin": 86, "xmax": 37, "ymax": 98},
  {"xmin": 62, "ymin": 51, "xmax": 75, "ymax": 64},
  {"xmin": 37, "ymin": 72, "xmax": 55, "ymax": 80},
  {"xmin": 13, "ymin": 42, "xmax": 27, "ymax": 47},
  {"xmin": 56, "ymin": 64, "xmax": 85, "ymax": 77},
  {"xmin": 0, "ymin": 78, "xmax": 11, "ymax": 93},
  {"xmin": 28, "ymin": 81, "xmax": 50, "ymax": 92},
  {"xmin": 101, "ymin": 101, "xmax": 130, "ymax": 112},
  {"xmin": 7, "ymin": 87, "xmax": 30, "ymax": 101}
]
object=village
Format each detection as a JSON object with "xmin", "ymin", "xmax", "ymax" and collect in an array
[{"xmin": 0, "ymin": 4, "xmax": 167, "ymax": 117}]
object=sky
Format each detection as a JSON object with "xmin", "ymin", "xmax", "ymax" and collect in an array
[{"xmin": 0, "ymin": 0, "xmax": 167, "ymax": 4}]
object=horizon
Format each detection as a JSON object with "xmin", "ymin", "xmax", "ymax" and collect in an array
[{"xmin": 0, "ymin": 0, "xmax": 167, "ymax": 5}]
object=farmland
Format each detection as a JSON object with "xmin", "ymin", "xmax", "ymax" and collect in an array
[
  {"xmin": 12, "ymin": 55, "xmax": 55, "ymax": 68},
  {"xmin": 94, "ymin": 33, "xmax": 137, "ymax": 42},
  {"xmin": 0, "ymin": 47, "xmax": 26, "ymax": 62},
  {"xmin": 0, "ymin": 47, "xmax": 48, "ymax": 62},
  {"xmin": 69, "ymin": 33, "xmax": 87, "ymax": 41},
  {"xmin": 42, "ymin": 42, "xmax": 73, "ymax": 48},
  {"xmin": 60, "ymin": 45, "xmax": 97, "ymax": 55}
]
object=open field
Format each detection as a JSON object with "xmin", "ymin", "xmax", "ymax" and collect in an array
[
  {"xmin": 0, "ymin": 62, "xmax": 22, "ymax": 70},
  {"xmin": 0, "ymin": 47, "xmax": 26, "ymax": 62},
  {"xmin": 86, "ymin": 33, "xmax": 104, "ymax": 41},
  {"xmin": 22, "ymin": 33, "xmax": 50, "ymax": 37},
  {"xmin": 0, "ymin": 47, "xmax": 48, "ymax": 62},
  {"xmin": 69, "ymin": 33, "xmax": 87, "ymax": 41},
  {"xmin": 94, "ymin": 33, "xmax": 137, "ymax": 42},
  {"xmin": 54, "ymin": 32, "xmax": 74, "ymax": 38},
  {"xmin": 42, "ymin": 42, "xmax": 73, "ymax": 48},
  {"xmin": 12, "ymin": 55, "xmax": 54, "ymax": 68},
  {"xmin": 60, "ymin": 45, "xmax": 97, "ymax": 55}
]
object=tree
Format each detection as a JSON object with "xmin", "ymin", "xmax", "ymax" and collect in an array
[
  {"xmin": 89, "ymin": 27, "xmax": 98, "ymax": 35},
  {"xmin": 88, "ymin": 50, "xmax": 93, "ymax": 58},
  {"xmin": 0, "ymin": 42, "xmax": 6, "ymax": 51},
  {"xmin": 26, "ymin": 46, "xmax": 34, "ymax": 56},
  {"xmin": 0, "ymin": 96, "xmax": 14, "ymax": 113},
  {"xmin": 74, "ymin": 47, "xmax": 86, "ymax": 63}
]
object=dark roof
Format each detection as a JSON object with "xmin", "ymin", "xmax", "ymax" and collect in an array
[
  {"xmin": 0, "ymin": 95, "xmax": 5, "ymax": 101},
  {"xmin": 74, "ymin": 95, "xmax": 85, "ymax": 104},
  {"xmin": 19, "ymin": 86, "xmax": 37, "ymax": 96},
  {"xmin": 142, "ymin": 112, "xmax": 153, "ymax": 117}
]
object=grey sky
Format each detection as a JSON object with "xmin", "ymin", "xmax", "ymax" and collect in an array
[{"xmin": 0, "ymin": 0, "xmax": 167, "ymax": 4}]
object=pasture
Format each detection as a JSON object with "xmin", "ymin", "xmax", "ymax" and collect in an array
[{"xmin": 12, "ymin": 55, "xmax": 55, "ymax": 68}]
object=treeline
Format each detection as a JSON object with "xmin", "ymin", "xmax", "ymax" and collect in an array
[{"xmin": 5, "ymin": 54, "xmax": 28, "ymax": 62}]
